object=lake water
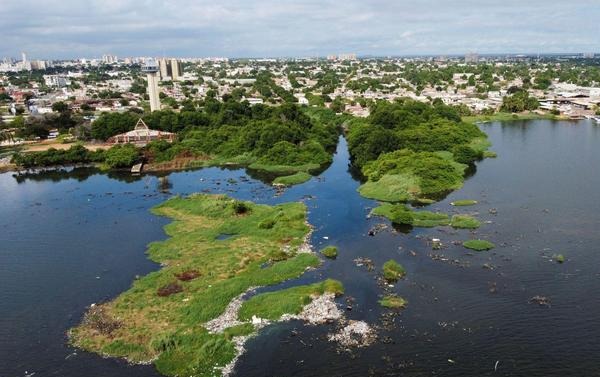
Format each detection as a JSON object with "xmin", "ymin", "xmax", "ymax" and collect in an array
[{"xmin": 1, "ymin": 119, "xmax": 600, "ymax": 377}]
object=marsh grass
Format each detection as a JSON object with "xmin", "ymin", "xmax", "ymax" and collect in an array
[
  {"xmin": 463, "ymin": 239, "xmax": 495, "ymax": 251},
  {"xmin": 69, "ymin": 194, "xmax": 321, "ymax": 376},
  {"xmin": 451, "ymin": 214, "xmax": 481, "ymax": 229},
  {"xmin": 371, "ymin": 203, "xmax": 450, "ymax": 227},
  {"xmin": 383, "ymin": 260, "xmax": 406, "ymax": 282},
  {"xmin": 451, "ymin": 199, "xmax": 478, "ymax": 206},
  {"xmin": 358, "ymin": 174, "xmax": 420, "ymax": 202},
  {"xmin": 238, "ymin": 279, "xmax": 343, "ymax": 321},
  {"xmin": 320, "ymin": 246, "xmax": 338, "ymax": 259},
  {"xmin": 379, "ymin": 295, "xmax": 407, "ymax": 309},
  {"xmin": 273, "ymin": 172, "xmax": 312, "ymax": 186}
]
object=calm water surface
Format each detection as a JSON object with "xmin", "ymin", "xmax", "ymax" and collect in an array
[{"xmin": 1, "ymin": 120, "xmax": 600, "ymax": 377}]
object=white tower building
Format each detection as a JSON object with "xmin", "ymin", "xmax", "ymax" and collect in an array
[{"xmin": 143, "ymin": 59, "xmax": 161, "ymax": 112}]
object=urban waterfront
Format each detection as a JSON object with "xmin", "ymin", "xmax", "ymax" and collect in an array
[{"xmin": 2, "ymin": 120, "xmax": 600, "ymax": 376}]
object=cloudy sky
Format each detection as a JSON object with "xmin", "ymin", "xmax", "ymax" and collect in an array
[{"xmin": 1, "ymin": 0, "xmax": 599, "ymax": 59}]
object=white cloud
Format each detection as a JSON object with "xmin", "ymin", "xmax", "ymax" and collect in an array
[{"xmin": 0, "ymin": 0, "xmax": 598, "ymax": 58}]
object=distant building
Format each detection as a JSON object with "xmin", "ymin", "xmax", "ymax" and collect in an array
[
  {"xmin": 108, "ymin": 119, "xmax": 175, "ymax": 146},
  {"xmin": 158, "ymin": 58, "xmax": 169, "ymax": 80},
  {"xmin": 102, "ymin": 54, "xmax": 118, "ymax": 64},
  {"xmin": 583, "ymin": 52, "xmax": 595, "ymax": 59},
  {"xmin": 44, "ymin": 75, "xmax": 68, "ymax": 87},
  {"xmin": 157, "ymin": 58, "xmax": 183, "ymax": 81},
  {"xmin": 338, "ymin": 53, "xmax": 357, "ymax": 61},
  {"xmin": 465, "ymin": 53, "xmax": 479, "ymax": 63},
  {"xmin": 170, "ymin": 58, "xmax": 181, "ymax": 81}
]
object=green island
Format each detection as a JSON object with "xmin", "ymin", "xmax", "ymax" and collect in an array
[
  {"xmin": 348, "ymin": 99, "xmax": 491, "ymax": 203},
  {"xmin": 69, "ymin": 194, "xmax": 343, "ymax": 377},
  {"xmin": 370, "ymin": 203, "xmax": 481, "ymax": 229},
  {"xmin": 451, "ymin": 199, "xmax": 478, "ymax": 206},
  {"xmin": 272, "ymin": 171, "xmax": 312, "ymax": 186},
  {"xmin": 379, "ymin": 295, "xmax": 408, "ymax": 309},
  {"xmin": 320, "ymin": 246, "xmax": 339, "ymax": 259},
  {"xmin": 463, "ymin": 239, "xmax": 496, "ymax": 251},
  {"xmin": 382, "ymin": 260, "xmax": 406, "ymax": 282}
]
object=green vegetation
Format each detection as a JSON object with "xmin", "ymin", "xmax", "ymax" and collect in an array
[
  {"xmin": 11, "ymin": 144, "xmax": 141, "ymax": 169},
  {"xmin": 382, "ymin": 260, "xmax": 406, "ymax": 282},
  {"xmin": 451, "ymin": 214, "xmax": 481, "ymax": 229},
  {"xmin": 69, "ymin": 194, "xmax": 327, "ymax": 377},
  {"xmin": 500, "ymin": 90, "xmax": 539, "ymax": 113},
  {"xmin": 358, "ymin": 174, "xmax": 420, "ymax": 202},
  {"xmin": 272, "ymin": 172, "xmax": 312, "ymax": 186},
  {"xmin": 451, "ymin": 199, "xmax": 478, "ymax": 206},
  {"xmin": 371, "ymin": 203, "xmax": 450, "ymax": 227},
  {"xmin": 11, "ymin": 144, "xmax": 104, "ymax": 168},
  {"xmin": 463, "ymin": 239, "xmax": 496, "ymax": 251},
  {"xmin": 134, "ymin": 103, "xmax": 339, "ymax": 177},
  {"xmin": 239, "ymin": 279, "xmax": 343, "ymax": 320},
  {"xmin": 358, "ymin": 149, "xmax": 467, "ymax": 202},
  {"xmin": 12, "ymin": 103, "xmax": 342, "ymax": 180},
  {"xmin": 348, "ymin": 99, "xmax": 488, "ymax": 203},
  {"xmin": 553, "ymin": 254, "xmax": 565, "ymax": 263},
  {"xmin": 320, "ymin": 246, "xmax": 338, "ymax": 259},
  {"xmin": 462, "ymin": 112, "xmax": 555, "ymax": 124},
  {"xmin": 379, "ymin": 295, "xmax": 407, "ymax": 309}
]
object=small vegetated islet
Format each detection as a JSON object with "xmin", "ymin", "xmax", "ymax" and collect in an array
[
  {"xmin": 379, "ymin": 295, "xmax": 407, "ymax": 309},
  {"xmin": 320, "ymin": 246, "xmax": 338, "ymax": 259},
  {"xmin": 383, "ymin": 260, "xmax": 406, "ymax": 282},
  {"xmin": 463, "ymin": 239, "xmax": 496, "ymax": 251}
]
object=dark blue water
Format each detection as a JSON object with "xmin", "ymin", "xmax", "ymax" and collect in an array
[{"xmin": 2, "ymin": 120, "xmax": 600, "ymax": 377}]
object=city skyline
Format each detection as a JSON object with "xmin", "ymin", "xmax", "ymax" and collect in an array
[{"xmin": 1, "ymin": 0, "xmax": 599, "ymax": 59}]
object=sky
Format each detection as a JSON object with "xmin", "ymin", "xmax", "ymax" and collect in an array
[{"xmin": 1, "ymin": 0, "xmax": 599, "ymax": 59}]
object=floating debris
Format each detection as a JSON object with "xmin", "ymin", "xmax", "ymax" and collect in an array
[
  {"xmin": 368, "ymin": 223, "xmax": 388, "ymax": 236},
  {"xmin": 327, "ymin": 320, "xmax": 377, "ymax": 350},
  {"xmin": 529, "ymin": 295, "xmax": 551, "ymax": 307}
]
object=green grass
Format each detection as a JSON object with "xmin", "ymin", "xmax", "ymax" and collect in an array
[
  {"xmin": 320, "ymin": 246, "xmax": 338, "ymax": 259},
  {"xmin": 451, "ymin": 214, "xmax": 481, "ymax": 229},
  {"xmin": 222, "ymin": 323, "xmax": 255, "ymax": 340},
  {"xmin": 358, "ymin": 173, "xmax": 420, "ymax": 202},
  {"xmin": 248, "ymin": 162, "xmax": 321, "ymax": 175},
  {"xmin": 451, "ymin": 199, "xmax": 478, "ymax": 206},
  {"xmin": 462, "ymin": 112, "xmax": 558, "ymax": 124},
  {"xmin": 382, "ymin": 260, "xmax": 406, "ymax": 282},
  {"xmin": 371, "ymin": 204, "xmax": 450, "ymax": 227},
  {"xmin": 239, "ymin": 279, "xmax": 343, "ymax": 321},
  {"xmin": 463, "ymin": 239, "xmax": 495, "ymax": 251},
  {"xmin": 413, "ymin": 211, "xmax": 451, "ymax": 227},
  {"xmin": 69, "ymin": 194, "xmax": 322, "ymax": 376},
  {"xmin": 379, "ymin": 295, "xmax": 407, "ymax": 309},
  {"xmin": 273, "ymin": 172, "xmax": 312, "ymax": 186}
]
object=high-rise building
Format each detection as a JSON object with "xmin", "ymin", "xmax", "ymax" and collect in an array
[
  {"xmin": 142, "ymin": 59, "xmax": 161, "ymax": 112},
  {"xmin": 158, "ymin": 58, "xmax": 169, "ymax": 80},
  {"xmin": 157, "ymin": 58, "xmax": 183, "ymax": 81},
  {"xmin": 170, "ymin": 58, "xmax": 181, "ymax": 81}
]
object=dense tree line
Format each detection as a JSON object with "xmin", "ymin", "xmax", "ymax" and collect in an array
[
  {"xmin": 500, "ymin": 90, "xmax": 539, "ymax": 112},
  {"xmin": 90, "ymin": 100, "xmax": 341, "ymax": 170},
  {"xmin": 12, "ymin": 144, "xmax": 140, "ymax": 169},
  {"xmin": 347, "ymin": 99, "xmax": 484, "ymax": 168}
]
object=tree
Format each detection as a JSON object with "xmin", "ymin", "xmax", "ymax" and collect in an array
[{"xmin": 500, "ymin": 91, "xmax": 539, "ymax": 112}]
